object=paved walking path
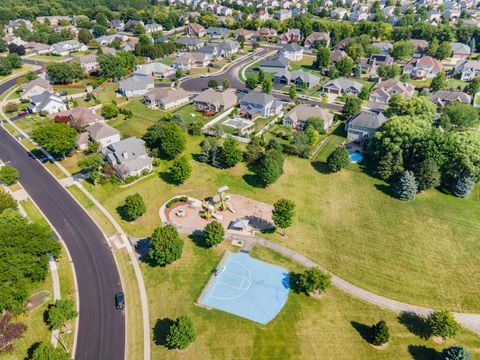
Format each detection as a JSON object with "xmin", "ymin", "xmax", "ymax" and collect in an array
[{"xmin": 226, "ymin": 233, "xmax": 480, "ymax": 336}]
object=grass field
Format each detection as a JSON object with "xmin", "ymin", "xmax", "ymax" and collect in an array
[
  {"xmin": 141, "ymin": 239, "xmax": 480, "ymax": 360},
  {"xmin": 83, "ymin": 129, "xmax": 480, "ymax": 311}
]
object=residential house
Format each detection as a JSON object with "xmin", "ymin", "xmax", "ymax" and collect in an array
[
  {"xmin": 331, "ymin": 8, "xmax": 349, "ymax": 19},
  {"xmin": 54, "ymin": 25, "xmax": 79, "ymax": 36},
  {"xmin": 462, "ymin": 19, "xmax": 480, "ymax": 27},
  {"xmin": 330, "ymin": 49, "xmax": 348, "ymax": 65},
  {"xmin": 279, "ymin": 28, "xmax": 302, "ymax": 43},
  {"xmin": 257, "ymin": 27, "xmax": 278, "ymax": 40},
  {"xmin": 36, "ymin": 16, "xmax": 70, "ymax": 27},
  {"xmin": 371, "ymin": 42, "xmax": 393, "ymax": 55},
  {"xmin": 349, "ymin": 10, "xmax": 368, "ymax": 22},
  {"xmin": 430, "ymin": 91, "xmax": 471, "ymax": 107},
  {"xmin": 206, "ymin": 27, "xmax": 229, "ymax": 39},
  {"xmin": 25, "ymin": 41, "xmax": 50, "ymax": 54},
  {"xmin": 96, "ymin": 34, "xmax": 129, "ymax": 46},
  {"xmin": 233, "ymin": 28, "xmax": 254, "ymax": 40},
  {"xmin": 175, "ymin": 37, "xmax": 205, "ymax": 50},
  {"xmin": 102, "ymin": 47, "xmax": 117, "ymax": 55},
  {"xmin": 72, "ymin": 54, "xmax": 98, "ymax": 73},
  {"xmin": 144, "ymin": 88, "xmax": 190, "ymax": 110},
  {"xmin": 409, "ymin": 39, "xmax": 429, "ymax": 58},
  {"xmin": 259, "ymin": 54, "xmax": 289, "ymax": 73},
  {"xmin": 454, "ymin": 59, "xmax": 480, "ymax": 81},
  {"xmin": 275, "ymin": 9, "xmax": 292, "ymax": 21},
  {"xmin": 3, "ymin": 34, "xmax": 25, "ymax": 46},
  {"xmin": 144, "ymin": 23, "xmax": 163, "ymax": 34},
  {"xmin": 122, "ymin": 38, "xmax": 139, "ymax": 52},
  {"xmin": 172, "ymin": 52, "xmax": 210, "ymax": 70},
  {"xmin": 273, "ymin": 69, "xmax": 321, "ymax": 89},
  {"xmin": 125, "ymin": 20, "xmax": 144, "ymax": 32},
  {"xmin": 279, "ymin": 43, "xmax": 304, "ymax": 61},
  {"xmin": 50, "ymin": 40, "xmax": 87, "ymax": 56},
  {"xmin": 254, "ymin": 10, "xmax": 270, "ymax": 21},
  {"xmin": 450, "ymin": 42, "xmax": 471, "ymax": 63},
  {"xmin": 239, "ymin": 91, "xmax": 283, "ymax": 119},
  {"xmin": 85, "ymin": 123, "xmax": 120, "ymax": 148},
  {"xmin": 333, "ymin": 37, "xmax": 352, "ymax": 51},
  {"xmin": 28, "ymin": 92, "xmax": 67, "ymax": 115},
  {"xmin": 134, "ymin": 62, "xmax": 175, "ymax": 78},
  {"xmin": 443, "ymin": 9, "xmax": 461, "ymax": 20},
  {"xmin": 345, "ymin": 111, "xmax": 387, "ymax": 141},
  {"xmin": 368, "ymin": 79, "xmax": 415, "ymax": 109},
  {"xmin": 359, "ymin": 54, "xmax": 394, "ymax": 77},
  {"xmin": 304, "ymin": 32, "xmax": 330, "ymax": 49},
  {"xmin": 109, "ymin": 19, "xmax": 125, "ymax": 31},
  {"xmin": 102, "ymin": 137, "xmax": 153, "ymax": 180},
  {"xmin": 6, "ymin": 19, "xmax": 33, "ymax": 34},
  {"xmin": 283, "ymin": 104, "xmax": 334, "ymax": 131},
  {"xmin": 185, "ymin": 23, "xmax": 206, "ymax": 37},
  {"xmin": 322, "ymin": 78, "xmax": 364, "ymax": 95},
  {"xmin": 403, "ymin": 56, "xmax": 443, "ymax": 79},
  {"xmin": 217, "ymin": 40, "xmax": 239, "ymax": 57},
  {"xmin": 20, "ymin": 78, "xmax": 52, "ymax": 100},
  {"xmin": 193, "ymin": 88, "xmax": 238, "ymax": 113},
  {"xmin": 53, "ymin": 106, "xmax": 104, "ymax": 130},
  {"xmin": 118, "ymin": 76, "xmax": 155, "ymax": 97}
]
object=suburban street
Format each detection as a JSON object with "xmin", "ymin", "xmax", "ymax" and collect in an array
[{"xmin": 0, "ymin": 76, "xmax": 125, "ymax": 359}]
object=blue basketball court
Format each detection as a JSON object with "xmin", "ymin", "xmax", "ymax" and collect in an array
[{"xmin": 198, "ymin": 252, "xmax": 290, "ymax": 324}]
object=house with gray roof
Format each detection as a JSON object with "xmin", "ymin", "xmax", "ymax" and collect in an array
[
  {"xmin": 259, "ymin": 54, "xmax": 289, "ymax": 73},
  {"xmin": 322, "ymin": 78, "xmax": 363, "ymax": 96},
  {"xmin": 119, "ymin": 76, "xmax": 154, "ymax": 97},
  {"xmin": 85, "ymin": 123, "xmax": 120, "ymax": 148},
  {"xmin": 279, "ymin": 43, "xmax": 304, "ymax": 61},
  {"xmin": 273, "ymin": 70, "xmax": 320, "ymax": 89},
  {"xmin": 28, "ymin": 91, "xmax": 67, "ymax": 115},
  {"xmin": 454, "ymin": 59, "xmax": 480, "ymax": 81},
  {"xmin": 239, "ymin": 91, "xmax": 283, "ymax": 119},
  {"xmin": 72, "ymin": 54, "xmax": 98, "ymax": 73},
  {"xmin": 134, "ymin": 62, "xmax": 175, "ymax": 78},
  {"xmin": 283, "ymin": 104, "xmax": 334, "ymax": 131},
  {"xmin": 345, "ymin": 111, "xmax": 387, "ymax": 141},
  {"xmin": 175, "ymin": 37, "xmax": 205, "ymax": 50},
  {"xmin": 50, "ymin": 40, "xmax": 87, "ymax": 56},
  {"xmin": 193, "ymin": 88, "xmax": 238, "ymax": 113},
  {"xmin": 450, "ymin": 42, "xmax": 471, "ymax": 63},
  {"xmin": 206, "ymin": 27, "xmax": 229, "ymax": 38},
  {"xmin": 20, "ymin": 78, "xmax": 52, "ymax": 100},
  {"xmin": 102, "ymin": 137, "xmax": 153, "ymax": 180},
  {"xmin": 430, "ymin": 91, "xmax": 471, "ymax": 107},
  {"xmin": 144, "ymin": 88, "xmax": 190, "ymax": 110},
  {"xmin": 371, "ymin": 42, "xmax": 393, "ymax": 55}
]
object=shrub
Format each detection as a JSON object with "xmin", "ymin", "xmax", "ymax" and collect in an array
[
  {"xmin": 5, "ymin": 103, "xmax": 18, "ymax": 113},
  {"xmin": 166, "ymin": 316, "xmax": 196, "ymax": 349},
  {"xmin": 426, "ymin": 310, "xmax": 461, "ymax": 339},
  {"xmin": 165, "ymin": 196, "xmax": 188, "ymax": 208},
  {"xmin": 123, "ymin": 193, "xmax": 146, "ymax": 221},
  {"xmin": 369, "ymin": 320, "xmax": 390, "ymax": 346},
  {"xmin": 327, "ymin": 147, "xmax": 350, "ymax": 172},
  {"xmin": 101, "ymin": 103, "xmax": 119, "ymax": 119},
  {"xmin": 203, "ymin": 220, "xmax": 224, "ymax": 247},
  {"xmin": 0, "ymin": 165, "xmax": 19, "ymax": 185}
]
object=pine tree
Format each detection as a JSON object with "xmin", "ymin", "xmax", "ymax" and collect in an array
[
  {"xmin": 392, "ymin": 171, "xmax": 417, "ymax": 200},
  {"xmin": 198, "ymin": 140, "xmax": 212, "ymax": 163},
  {"xmin": 376, "ymin": 151, "xmax": 404, "ymax": 181},
  {"xmin": 451, "ymin": 172, "xmax": 475, "ymax": 198},
  {"xmin": 413, "ymin": 158, "xmax": 441, "ymax": 192},
  {"xmin": 437, "ymin": 345, "xmax": 472, "ymax": 360},
  {"xmin": 369, "ymin": 320, "xmax": 390, "ymax": 346},
  {"xmin": 210, "ymin": 145, "xmax": 223, "ymax": 168}
]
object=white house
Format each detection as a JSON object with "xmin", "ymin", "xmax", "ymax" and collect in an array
[
  {"xmin": 28, "ymin": 92, "xmax": 67, "ymax": 115},
  {"xmin": 50, "ymin": 40, "xmax": 87, "ymax": 56},
  {"xmin": 454, "ymin": 59, "xmax": 480, "ymax": 81},
  {"xmin": 134, "ymin": 62, "xmax": 175, "ymax": 78},
  {"xmin": 279, "ymin": 43, "xmax": 304, "ymax": 61},
  {"xmin": 118, "ymin": 76, "xmax": 155, "ymax": 97}
]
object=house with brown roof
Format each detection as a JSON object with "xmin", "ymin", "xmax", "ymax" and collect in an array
[
  {"xmin": 143, "ymin": 88, "xmax": 190, "ymax": 110},
  {"xmin": 257, "ymin": 27, "xmax": 277, "ymax": 40},
  {"xmin": 304, "ymin": 32, "xmax": 330, "ymax": 49},
  {"xmin": 53, "ymin": 106, "xmax": 104, "ymax": 130},
  {"xmin": 193, "ymin": 88, "xmax": 238, "ymax": 114},
  {"xmin": 20, "ymin": 78, "xmax": 52, "ymax": 100},
  {"xmin": 283, "ymin": 104, "xmax": 334, "ymax": 131},
  {"xmin": 82, "ymin": 123, "xmax": 121, "ymax": 149},
  {"xmin": 403, "ymin": 56, "xmax": 443, "ymax": 79},
  {"xmin": 185, "ymin": 23, "xmax": 206, "ymax": 37},
  {"xmin": 279, "ymin": 29, "xmax": 302, "ymax": 44},
  {"xmin": 330, "ymin": 49, "xmax": 348, "ymax": 65},
  {"xmin": 233, "ymin": 28, "xmax": 254, "ymax": 40},
  {"xmin": 25, "ymin": 41, "xmax": 50, "ymax": 54},
  {"xmin": 333, "ymin": 37, "xmax": 352, "ymax": 51},
  {"xmin": 72, "ymin": 54, "xmax": 98, "ymax": 73},
  {"xmin": 369, "ymin": 79, "xmax": 415, "ymax": 109},
  {"xmin": 430, "ymin": 91, "xmax": 471, "ymax": 107},
  {"xmin": 172, "ymin": 52, "xmax": 210, "ymax": 70},
  {"xmin": 409, "ymin": 39, "xmax": 429, "ymax": 58}
]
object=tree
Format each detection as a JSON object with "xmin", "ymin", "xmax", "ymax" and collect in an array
[
  {"xmin": 327, "ymin": 147, "xmax": 350, "ymax": 172},
  {"xmin": 0, "ymin": 165, "xmax": 19, "ymax": 185},
  {"xmin": 222, "ymin": 79, "xmax": 230, "ymax": 90},
  {"xmin": 123, "ymin": 193, "xmax": 146, "ymax": 221},
  {"xmin": 390, "ymin": 40, "xmax": 415, "ymax": 60},
  {"xmin": 298, "ymin": 268, "xmax": 332, "ymax": 295},
  {"xmin": 465, "ymin": 77, "xmax": 480, "ymax": 95},
  {"xmin": 341, "ymin": 96, "xmax": 362, "ymax": 120},
  {"xmin": 32, "ymin": 123, "xmax": 77, "ymax": 156},
  {"xmin": 0, "ymin": 190, "xmax": 17, "ymax": 213},
  {"xmin": 46, "ymin": 62, "xmax": 84, "ymax": 84},
  {"xmin": 0, "ymin": 312, "xmax": 26, "ymax": 353},
  {"xmin": 245, "ymin": 77, "xmax": 258, "ymax": 90},
  {"xmin": 255, "ymin": 149, "xmax": 284, "ymax": 187},
  {"xmin": 387, "ymin": 95, "xmax": 436, "ymax": 118},
  {"xmin": 451, "ymin": 172, "xmax": 475, "ymax": 198},
  {"xmin": 169, "ymin": 157, "xmax": 191, "ymax": 184},
  {"xmin": 431, "ymin": 71, "xmax": 447, "ymax": 91},
  {"xmin": 93, "ymin": 24, "xmax": 107, "ymax": 37},
  {"xmin": 434, "ymin": 42, "xmax": 452, "ymax": 60},
  {"xmin": 377, "ymin": 64, "xmax": 401, "ymax": 79},
  {"xmin": 0, "ymin": 58, "xmax": 12, "ymax": 76},
  {"xmin": 413, "ymin": 158, "xmax": 440, "ymax": 191},
  {"xmin": 314, "ymin": 46, "xmax": 330, "ymax": 69},
  {"xmin": 335, "ymin": 57, "xmax": 354, "ymax": 76},
  {"xmin": 157, "ymin": 122, "xmax": 186, "ymax": 160},
  {"xmin": 392, "ymin": 171, "xmax": 417, "ymax": 200},
  {"xmin": 437, "ymin": 346, "xmax": 472, "ymax": 360},
  {"xmin": 101, "ymin": 103, "xmax": 119, "ymax": 119},
  {"xmin": 262, "ymin": 77, "xmax": 272, "ymax": 94},
  {"xmin": 78, "ymin": 28, "xmax": 93, "ymax": 45},
  {"xmin": 46, "ymin": 299, "xmax": 78, "ymax": 330},
  {"xmin": 98, "ymin": 52, "xmax": 137, "ymax": 80},
  {"xmin": 220, "ymin": 137, "xmax": 242, "ymax": 168},
  {"xmin": 203, "ymin": 220, "xmax": 224, "ymax": 247},
  {"xmin": 148, "ymin": 225, "xmax": 184, "ymax": 266},
  {"xmin": 441, "ymin": 102, "xmax": 479, "ymax": 128},
  {"xmin": 369, "ymin": 320, "xmax": 390, "ymax": 346},
  {"xmin": 288, "ymin": 85, "xmax": 297, "ymax": 99},
  {"xmin": 6, "ymin": 53, "xmax": 22, "ymax": 68},
  {"xmin": 30, "ymin": 342, "xmax": 70, "ymax": 360},
  {"xmin": 376, "ymin": 150, "xmax": 404, "ymax": 181},
  {"xmin": 358, "ymin": 87, "xmax": 370, "ymax": 100},
  {"xmin": 78, "ymin": 153, "xmax": 102, "ymax": 181},
  {"xmin": 306, "ymin": 116, "xmax": 325, "ymax": 134},
  {"xmin": 426, "ymin": 310, "xmax": 461, "ymax": 339},
  {"xmin": 166, "ymin": 316, "xmax": 196, "ymax": 349},
  {"xmin": 272, "ymin": 199, "xmax": 295, "ymax": 235},
  {"xmin": 208, "ymin": 79, "xmax": 218, "ymax": 88}
]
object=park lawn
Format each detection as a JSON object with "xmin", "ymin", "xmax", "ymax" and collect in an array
[
  {"xmin": 85, "ymin": 129, "xmax": 480, "ymax": 311},
  {"xmin": 141, "ymin": 239, "xmax": 480, "ymax": 360}
]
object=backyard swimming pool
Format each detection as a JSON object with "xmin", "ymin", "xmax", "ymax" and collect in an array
[{"xmin": 349, "ymin": 151, "xmax": 364, "ymax": 163}]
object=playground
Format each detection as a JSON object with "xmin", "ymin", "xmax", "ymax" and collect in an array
[
  {"xmin": 198, "ymin": 251, "xmax": 290, "ymax": 324},
  {"xmin": 166, "ymin": 186, "xmax": 274, "ymax": 234}
]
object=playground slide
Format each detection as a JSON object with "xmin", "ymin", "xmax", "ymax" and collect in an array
[
  {"xmin": 226, "ymin": 202, "xmax": 235, "ymax": 213},
  {"xmin": 212, "ymin": 213, "xmax": 224, "ymax": 221}
]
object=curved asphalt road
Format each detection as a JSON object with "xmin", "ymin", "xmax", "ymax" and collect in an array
[{"xmin": 0, "ymin": 76, "xmax": 125, "ymax": 359}]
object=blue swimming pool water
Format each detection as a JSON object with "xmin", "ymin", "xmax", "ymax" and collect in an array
[
  {"xmin": 349, "ymin": 151, "xmax": 364, "ymax": 162},
  {"xmin": 199, "ymin": 252, "xmax": 290, "ymax": 324}
]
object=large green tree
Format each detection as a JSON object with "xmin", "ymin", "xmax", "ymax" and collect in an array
[
  {"xmin": 32, "ymin": 123, "xmax": 77, "ymax": 156},
  {"xmin": 46, "ymin": 62, "xmax": 84, "ymax": 84},
  {"xmin": 46, "ymin": 299, "xmax": 78, "ymax": 330},
  {"xmin": 169, "ymin": 157, "xmax": 191, "ymax": 184},
  {"xmin": 203, "ymin": 220, "xmax": 224, "ymax": 247},
  {"xmin": 314, "ymin": 46, "xmax": 330, "ymax": 69},
  {"xmin": 369, "ymin": 320, "xmax": 390, "ymax": 346},
  {"xmin": 341, "ymin": 96, "xmax": 362, "ymax": 120},
  {"xmin": 272, "ymin": 198, "xmax": 295, "ymax": 235},
  {"xmin": 220, "ymin": 137, "xmax": 243, "ymax": 168},
  {"xmin": 413, "ymin": 158, "xmax": 440, "ymax": 191},
  {"xmin": 441, "ymin": 102, "xmax": 479, "ymax": 129},
  {"xmin": 166, "ymin": 316, "xmax": 196, "ymax": 350},
  {"xmin": 298, "ymin": 268, "xmax": 331, "ymax": 295},
  {"xmin": 30, "ymin": 342, "xmax": 71, "ymax": 360},
  {"xmin": 145, "ymin": 122, "xmax": 186, "ymax": 160},
  {"xmin": 98, "ymin": 52, "xmax": 137, "ymax": 80},
  {"xmin": 327, "ymin": 146, "xmax": 350, "ymax": 172},
  {"xmin": 148, "ymin": 225, "xmax": 184, "ymax": 266},
  {"xmin": 254, "ymin": 149, "xmax": 284, "ymax": 187},
  {"xmin": 426, "ymin": 310, "xmax": 461, "ymax": 339},
  {"xmin": 123, "ymin": 193, "xmax": 146, "ymax": 221},
  {"xmin": 390, "ymin": 40, "xmax": 415, "ymax": 60},
  {"xmin": 0, "ymin": 165, "xmax": 19, "ymax": 186}
]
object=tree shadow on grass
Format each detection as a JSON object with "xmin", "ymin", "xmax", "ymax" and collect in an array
[
  {"xmin": 374, "ymin": 183, "xmax": 397, "ymax": 199},
  {"xmin": 159, "ymin": 171, "xmax": 176, "ymax": 185},
  {"xmin": 407, "ymin": 345, "xmax": 437, "ymax": 360},
  {"xmin": 288, "ymin": 272, "xmax": 302, "ymax": 293},
  {"xmin": 242, "ymin": 174, "xmax": 264, "ymax": 188},
  {"xmin": 27, "ymin": 342, "xmax": 41, "ymax": 359},
  {"xmin": 116, "ymin": 204, "xmax": 131, "ymax": 222},
  {"xmin": 188, "ymin": 231, "xmax": 210, "ymax": 249},
  {"xmin": 351, "ymin": 321, "xmax": 371, "ymax": 343},
  {"xmin": 398, "ymin": 312, "xmax": 432, "ymax": 339},
  {"xmin": 153, "ymin": 318, "xmax": 174, "ymax": 347},
  {"xmin": 310, "ymin": 161, "xmax": 330, "ymax": 174}
]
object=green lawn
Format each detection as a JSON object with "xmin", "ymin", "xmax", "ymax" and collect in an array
[
  {"xmin": 54, "ymin": 86, "xmax": 86, "ymax": 96},
  {"xmin": 27, "ymin": 54, "xmax": 67, "ymax": 63},
  {"xmin": 83, "ymin": 130, "xmax": 480, "ymax": 311},
  {"xmin": 141, "ymin": 239, "xmax": 480, "ymax": 360},
  {"xmin": 173, "ymin": 104, "xmax": 209, "ymax": 124}
]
